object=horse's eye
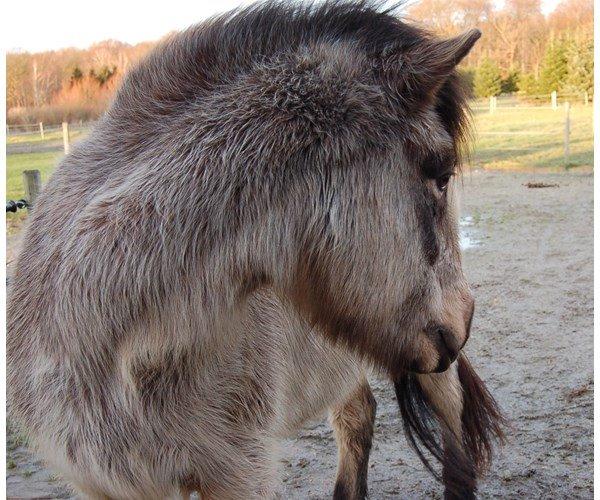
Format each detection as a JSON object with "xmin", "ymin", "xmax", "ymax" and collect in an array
[{"xmin": 435, "ymin": 174, "xmax": 452, "ymax": 193}]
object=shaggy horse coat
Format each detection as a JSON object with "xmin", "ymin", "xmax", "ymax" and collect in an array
[{"xmin": 7, "ymin": 2, "xmax": 503, "ymax": 498}]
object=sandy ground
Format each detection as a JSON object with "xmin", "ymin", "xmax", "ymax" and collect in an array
[{"xmin": 6, "ymin": 170, "xmax": 593, "ymax": 499}]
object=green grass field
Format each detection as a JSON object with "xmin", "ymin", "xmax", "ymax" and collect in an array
[
  {"xmin": 5, "ymin": 105, "xmax": 593, "ymax": 234},
  {"xmin": 6, "ymin": 151, "xmax": 62, "ymax": 200},
  {"xmin": 6, "ymin": 151, "xmax": 63, "ymax": 232},
  {"xmin": 471, "ymin": 105, "xmax": 593, "ymax": 170}
]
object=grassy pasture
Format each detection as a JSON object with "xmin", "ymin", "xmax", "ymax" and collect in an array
[
  {"xmin": 6, "ymin": 151, "xmax": 63, "ymax": 233},
  {"xmin": 471, "ymin": 105, "xmax": 593, "ymax": 171},
  {"xmin": 5, "ymin": 104, "xmax": 594, "ymax": 234},
  {"xmin": 6, "ymin": 151, "xmax": 62, "ymax": 200}
]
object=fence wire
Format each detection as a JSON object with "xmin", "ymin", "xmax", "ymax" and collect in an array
[{"xmin": 470, "ymin": 103, "xmax": 591, "ymax": 170}]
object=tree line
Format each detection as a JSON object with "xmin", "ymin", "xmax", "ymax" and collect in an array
[
  {"xmin": 6, "ymin": 0, "xmax": 593, "ymax": 124},
  {"xmin": 7, "ymin": 39, "xmax": 154, "ymax": 124},
  {"xmin": 408, "ymin": 0, "xmax": 593, "ymax": 98}
]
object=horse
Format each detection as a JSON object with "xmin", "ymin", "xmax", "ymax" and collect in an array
[{"xmin": 7, "ymin": 2, "xmax": 504, "ymax": 498}]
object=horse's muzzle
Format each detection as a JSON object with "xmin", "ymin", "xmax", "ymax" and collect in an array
[{"xmin": 411, "ymin": 297, "xmax": 475, "ymax": 374}]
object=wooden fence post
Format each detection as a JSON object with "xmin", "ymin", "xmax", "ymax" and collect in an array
[
  {"xmin": 584, "ymin": 91, "xmax": 589, "ymax": 106},
  {"xmin": 551, "ymin": 90, "xmax": 557, "ymax": 110},
  {"xmin": 62, "ymin": 122, "xmax": 70, "ymax": 154},
  {"xmin": 39, "ymin": 122, "xmax": 44, "ymax": 140},
  {"xmin": 23, "ymin": 170, "xmax": 42, "ymax": 207},
  {"xmin": 489, "ymin": 96, "xmax": 497, "ymax": 113},
  {"xmin": 564, "ymin": 102, "xmax": 570, "ymax": 168}
]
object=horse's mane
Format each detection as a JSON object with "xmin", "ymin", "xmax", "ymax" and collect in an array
[{"xmin": 111, "ymin": 1, "xmax": 472, "ymax": 158}]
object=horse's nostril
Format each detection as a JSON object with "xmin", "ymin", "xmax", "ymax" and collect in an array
[{"xmin": 436, "ymin": 327, "xmax": 460, "ymax": 361}]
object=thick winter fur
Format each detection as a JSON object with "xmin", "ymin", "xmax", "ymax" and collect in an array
[{"xmin": 7, "ymin": 1, "xmax": 501, "ymax": 498}]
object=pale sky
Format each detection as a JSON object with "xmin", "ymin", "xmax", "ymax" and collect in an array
[{"xmin": 4, "ymin": 0, "xmax": 562, "ymax": 53}]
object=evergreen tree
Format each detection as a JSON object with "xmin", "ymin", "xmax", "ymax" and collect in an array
[
  {"xmin": 517, "ymin": 73, "xmax": 540, "ymax": 95},
  {"xmin": 93, "ymin": 65, "xmax": 117, "ymax": 86},
  {"xmin": 474, "ymin": 58, "xmax": 502, "ymax": 97},
  {"xmin": 501, "ymin": 69, "xmax": 520, "ymax": 93},
  {"xmin": 564, "ymin": 36, "xmax": 593, "ymax": 94},
  {"xmin": 70, "ymin": 66, "xmax": 83, "ymax": 86},
  {"xmin": 539, "ymin": 39, "xmax": 569, "ymax": 93}
]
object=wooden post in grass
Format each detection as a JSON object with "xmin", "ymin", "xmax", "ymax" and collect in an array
[
  {"xmin": 584, "ymin": 91, "xmax": 589, "ymax": 106},
  {"xmin": 489, "ymin": 96, "xmax": 497, "ymax": 113},
  {"xmin": 564, "ymin": 102, "xmax": 571, "ymax": 168},
  {"xmin": 39, "ymin": 122, "xmax": 44, "ymax": 140},
  {"xmin": 23, "ymin": 170, "xmax": 42, "ymax": 208},
  {"xmin": 551, "ymin": 91, "xmax": 557, "ymax": 110},
  {"xmin": 62, "ymin": 122, "xmax": 70, "ymax": 154}
]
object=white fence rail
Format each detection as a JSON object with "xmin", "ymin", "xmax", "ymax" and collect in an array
[
  {"xmin": 471, "ymin": 91, "xmax": 591, "ymax": 112},
  {"xmin": 7, "ymin": 121, "xmax": 95, "ymax": 154},
  {"xmin": 7, "ymin": 121, "xmax": 93, "ymax": 137}
]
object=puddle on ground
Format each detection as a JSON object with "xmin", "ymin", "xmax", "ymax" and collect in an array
[{"xmin": 459, "ymin": 216, "xmax": 481, "ymax": 250}]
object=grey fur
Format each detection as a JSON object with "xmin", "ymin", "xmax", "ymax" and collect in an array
[{"xmin": 7, "ymin": 2, "xmax": 489, "ymax": 498}]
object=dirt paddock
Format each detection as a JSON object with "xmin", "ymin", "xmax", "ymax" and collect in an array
[{"xmin": 7, "ymin": 170, "xmax": 593, "ymax": 499}]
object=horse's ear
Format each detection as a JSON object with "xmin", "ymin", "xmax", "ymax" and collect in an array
[
  {"xmin": 427, "ymin": 29, "xmax": 482, "ymax": 75},
  {"xmin": 378, "ymin": 29, "xmax": 481, "ymax": 106}
]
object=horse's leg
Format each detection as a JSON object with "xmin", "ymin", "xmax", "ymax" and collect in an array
[{"xmin": 329, "ymin": 378, "xmax": 377, "ymax": 500}]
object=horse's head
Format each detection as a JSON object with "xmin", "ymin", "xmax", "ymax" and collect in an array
[
  {"xmin": 262, "ymin": 19, "xmax": 482, "ymax": 376},
  {"xmin": 183, "ymin": 5, "xmax": 481, "ymax": 377}
]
